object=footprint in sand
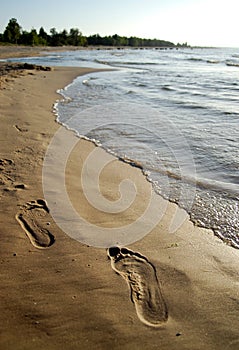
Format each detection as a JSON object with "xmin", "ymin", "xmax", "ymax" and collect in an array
[
  {"xmin": 0, "ymin": 159, "xmax": 15, "ymax": 188},
  {"xmin": 108, "ymin": 247, "xmax": 168, "ymax": 327},
  {"xmin": 16, "ymin": 199, "xmax": 55, "ymax": 249},
  {"xmin": 0, "ymin": 158, "xmax": 26, "ymax": 192}
]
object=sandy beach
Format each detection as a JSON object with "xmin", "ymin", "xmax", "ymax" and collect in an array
[
  {"xmin": 0, "ymin": 45, "xmax": 84, "ymax": 59},
  {"xmin": 1, "ymin": 48, "xmax": 239, "ymax": 350}
]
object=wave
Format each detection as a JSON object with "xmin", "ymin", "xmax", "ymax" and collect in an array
[
  {"xmin": 75, "ymin": 57, "xmax": 94, "ymax": 62},
  {"xmin": 195, "ymin": 178, "xmax": 239, "ymax": 199},
  {"xmin": 186, "ymin": 57, "xmax": 220, "ymax": 65},
  {"xmin": 174, "ymin": 101, "xmax": 207, "ymax": 109},
  {"xmin": 94, "ymin": 59, "xmax": 158, "ymax": 67},
  {"xmin": 206, "ymin": 59, "xmax": 220, "ymax": 64},
  {"xmin": 224, "ymin": 111, "xmax": 239, "ymax": 116},
  {"xmin": 187, "ymin": 57, "xmax": 204, "ymax": 62},
  {"xmin": 161, "ymin": 85, "xmax": 175, "ymax": 91},
  {"xmin": 146, "ymin": 164, "xmax": 239, "ymax": 199},
  {"xmin": 82, "ymin": 79, "xmax": 91, "ymax": 86},
  {"xmin": 226, "ymin": 61, "xmax": 239, "ymax": 67}
]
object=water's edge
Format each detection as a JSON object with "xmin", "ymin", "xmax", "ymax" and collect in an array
[{"xmin": 53, "ymin": 72, "xmax": 238, "ymax": 250}]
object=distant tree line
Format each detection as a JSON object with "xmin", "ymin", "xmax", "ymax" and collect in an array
[{"xmin": 0, "ymin": 18, "xmax": 186, "ymax": 48}]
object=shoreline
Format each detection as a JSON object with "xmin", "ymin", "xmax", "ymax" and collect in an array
[
  {"xmin": 0, "ymin": 45, "xmax": 185, "ymax": 60},
  {"xmin": 0, "ymin": 45, "xmax": 89, "ymax": 59},
  {"xmin": 55, "ymin": 72, "xmax": 239, "ymax": 251},
  {"xmin": 1, "ymin": 58, "xmax": 239, "ymax": 349}
]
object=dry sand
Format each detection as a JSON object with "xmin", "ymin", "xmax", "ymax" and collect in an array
[{"xmin": 0, "ymin": 49, "xmax": 239, "ymax": 350}]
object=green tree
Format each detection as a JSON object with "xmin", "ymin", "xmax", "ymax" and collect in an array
[
  {"xmin": 29, "ymin": 29, "xmax": 39, "ymax": 45},
  {"xmin": 68, "ymin": 28, "xmax": 80, "ymax": 46},
  {"xmin": 3, "ymin": 18, "xmax": 21, "ymax": 43},
  {"xmin": 119, "ymin": 36, "xmax": 129, "ymax": 46},
  {"xmin": 0, "ymin": 17, "xmax": 179, "ymax": 47},
  {"xmin": 128, "ymin": 36, "xmax": 139, "ymax": 47},
  {"xmin": 59, "ymin": 29, "xmax": 68, "ymax": 45},
  {"xmin": 39, "ymin": 27, "xmax": 48, "ymax": 45},
  {"xmin": 49, "ymin": 27, "xmax": 61, "ymax": 46},
  {"xmin": 87, "ymin": 34, "xmax": 102, "ymax": 45},
  {"xmin": 19, "ymin": 30, "xmax": 30, "ymax": 45},
  {"xmin": 112, "ymin": 34, "xmax": 120, "ymax": 46},
  {"xmin": 20, "ymin": 29, "xmax": 41, "ymax": 46}
]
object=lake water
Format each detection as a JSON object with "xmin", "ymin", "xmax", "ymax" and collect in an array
[{"xmin": 9, "ymin": 47, "xmax": 239, "ymax": 247}]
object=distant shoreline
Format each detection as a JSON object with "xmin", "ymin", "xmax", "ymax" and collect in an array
[{"xmin": 0, "ymin": 44, "xmax": 227, "ymax": 60}]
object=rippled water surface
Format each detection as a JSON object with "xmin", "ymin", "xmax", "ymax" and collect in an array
[{"xmin": 9, "ymin": 47, "xmax": 239, "ymax": 247}]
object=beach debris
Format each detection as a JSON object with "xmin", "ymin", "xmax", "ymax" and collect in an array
[
  {"xmin": 118, "ymin": 156, "xmax": 143, "ymax": 170},
  {"xmin": 0, "ymin": 62, "xmax": 53, "ymax": 89}
]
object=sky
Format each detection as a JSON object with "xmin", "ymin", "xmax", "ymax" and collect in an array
[{"xmin": 0, "ymin": 0, "xmax": 238, "ymax": 47}]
